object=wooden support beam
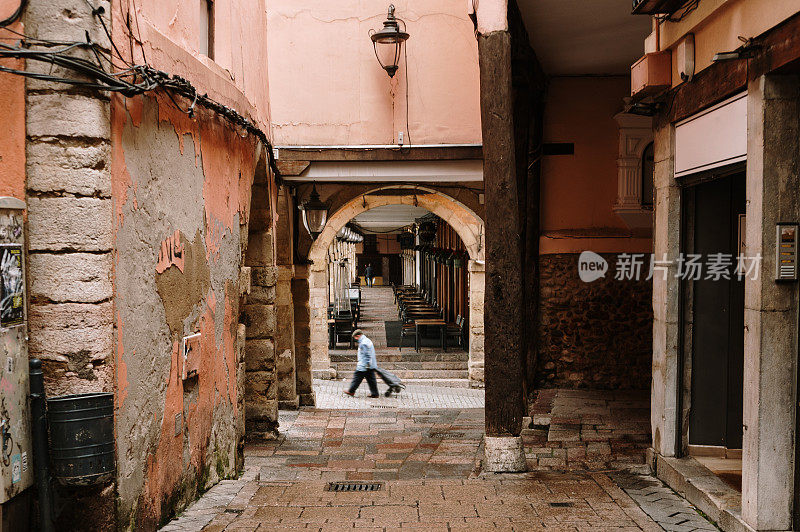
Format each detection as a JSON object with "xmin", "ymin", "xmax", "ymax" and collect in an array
[
  {"xmin": 478, "ymin": 28, "xmax": 524, "ymax": 439},
  {"xmin": 276, "ymin": 145, "xmax": 482, "ymax": 162}
]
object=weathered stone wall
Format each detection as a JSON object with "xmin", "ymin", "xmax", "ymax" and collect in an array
[
  {"xmin": 536, "ymin": 253, "xmax": 652, "ymax": 390},
  {"xmin": 292, "ymin": 269, "xmax": 315, "ymax": 405},
  {"xmin": 112, "ymin": 94, "xmax": 260, "ymax": 529},
  {"xmin": 273, "ymin": 188, "xmax": 298, "ymax": 408},
  {"xmin": 24, "ymin": 0, "xmax": 114, "ymax": 397},
  {"xmin": 243, "ymin": 178, "xmax": 279, "ymax": 440}
]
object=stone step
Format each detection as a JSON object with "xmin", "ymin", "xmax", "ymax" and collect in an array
[
  {"xmin": 402, "ymin": 378, "xmax": 483, "ymax": 389},
  {"xmin": 333, "ymin": 361, "xmax": 468, "ymax": 371},
  {"xmin": 330, "ymin": 352, "xmax": 469, "ymax": 363},
  {"xmin": 334, "ymin": 368, "xmax": 470, "ymax": 380},
  {"xmin": 329, "ymin": 377, "xmax": 476, "ymax": 389},
  {"xmin": 403, "ymin": 379, "xmax": 483, "ymax": 388}
]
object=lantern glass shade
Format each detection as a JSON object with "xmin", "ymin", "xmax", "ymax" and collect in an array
[
  {"xmin": 300, "ymin": 185, "xmax": 328, "ymax": 239},
  {"xmin": 370, "ymin": 4, "xmax": 409, "ymax": 78}
]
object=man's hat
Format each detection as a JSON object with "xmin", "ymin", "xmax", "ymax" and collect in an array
[{"xmin": 352, "ymin": 329, "xmax": 363, "ymax": 338}]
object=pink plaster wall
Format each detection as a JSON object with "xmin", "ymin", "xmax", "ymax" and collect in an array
[
  {"xmin": 540, "ymin": 77, "xmax": 652, "ymax": 254},
  {"xmin": 0, "ymin": 20, "xmax": 25, "ymax": 200},
  {"xmin": 114, "ymin": 0, "xmax": 272, "ymax": 131},
  {"xmin": 266, "ymin": 0, "xmax": 481, "ymax": 146},
  {"xmin": 109, "ymin": 1, "xmax": 274, "ymax": 527}
]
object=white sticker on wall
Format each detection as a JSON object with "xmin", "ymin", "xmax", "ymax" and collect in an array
[
  {"xmin": 11, "ymin": 454, "xmax": 21, "ymax": 483},
  {"xmin": 5, "ymin": 356, "xmax": 12, "ymax": 373},
  {"xmin": 21, "ymin": 451, "xmax": 27, "ymax": 472}
]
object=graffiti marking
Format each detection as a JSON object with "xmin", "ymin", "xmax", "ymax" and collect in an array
[{"xmin": 156, "ymin": 230, "xmax": 185, "ymax": 273}]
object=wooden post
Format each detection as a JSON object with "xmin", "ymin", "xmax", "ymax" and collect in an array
[{"xmin": 478, "ymin": 26, "xmax": 526, "ymax": 471}]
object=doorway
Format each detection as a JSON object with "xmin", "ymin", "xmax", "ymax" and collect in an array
[{"xmin": 681, "ymin": 169, "xmax": 745, "ymax": 486}]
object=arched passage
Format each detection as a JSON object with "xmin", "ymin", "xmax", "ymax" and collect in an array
[{"xmin": 303, "ymin": 186, "xmax": 486, "ymax": 392}]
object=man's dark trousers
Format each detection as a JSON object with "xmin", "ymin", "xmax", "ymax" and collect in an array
[{"xmin": 348, "ymin": 369, "xmax": 378, "ymax": 396}]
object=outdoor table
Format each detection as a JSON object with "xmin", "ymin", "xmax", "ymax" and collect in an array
[
  {"xmin": 407, "ymin": 313, "xmax": 442, "ymax": 322},
  {"xmin": 404, "ymin": 305, "xmax": 438, "ymax": 313},
  {"xmin": 399, "ymin": 296, "xmax": 426, "ymax": 303},
  {"xmin": 414, "ymin": 318, "xmax": 447, "ymax": 352}
]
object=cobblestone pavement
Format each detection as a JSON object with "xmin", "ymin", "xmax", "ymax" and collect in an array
[
  {"xmin": 160, "ymin": 406, "xmax": 717, "ymax": 531},
  {"xmin": 525, "ymin": 389, "xmax": 651, "ymax": 472},
  {"xmin": 612, "ymin": 473, "xmax": 719, "ymax": 531},
  {"xmin": 313, "ymin": 378, "xmax": 485, "ymax": 409},
  {"xmin": 162, "ymin": 472, "xmax": 672, "ymax": 531},
  {"xmin": 247, "ymin": 409, "xmax": 485, "ymax": 482},
  {"xmin": 159, "ymin": 390, "xmax": 715, "ymax": 531}
]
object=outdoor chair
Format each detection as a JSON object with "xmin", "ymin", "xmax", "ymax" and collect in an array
[
  {"xmin": 447, "ymin": 315, "xmax": 464, "ymax": 348},
  {"xmin": 399, "ymin": 321, "xmax": 417, "ymax": 352},
  {"xmin": 333, "ymin": 318, "xmax": 355, "ymax": 349}
]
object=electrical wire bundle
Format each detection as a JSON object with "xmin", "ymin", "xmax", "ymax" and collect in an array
[{"xmin": 0, "ymin": 0, "xmax": 280, "ymax": 178}]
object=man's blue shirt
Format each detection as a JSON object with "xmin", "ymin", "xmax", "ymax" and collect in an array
[{"xmin": 356, "ymin": 335, "xmax": 377, "ymax": 371}]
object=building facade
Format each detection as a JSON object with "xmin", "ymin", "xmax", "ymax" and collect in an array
[
  {"xmin": 4, "ymin": 0, "xmax": 800, "ymax": 530},
  {"xmin": 639, "ymin": 2, "xmax": 800, "ymax": 530},
  {"xmin": 1, "ymin": 0, "xmax": 279, "ymax": 528}
]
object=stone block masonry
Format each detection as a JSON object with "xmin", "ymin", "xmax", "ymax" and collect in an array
[
  {"xmin": 292, "ymin": 272, "xmax": 315, "ymax": 406},
  {"xmin": 24, "ymin": 2, "xmax": 114, "ymax": 396},
  {"xmin": 243, "ymin": 179, "xmax": 280, "ymax": 440},
  {"xmin": 537, "ymin": 253, "xmax": 652, "ymax": 390},
  {"xmin": 21, "ymin": 2, "xmax": 115, "ymax": 529},
  {"xmin": 244, "ymin": 266, "xmax": 279, "ymax": 439}
]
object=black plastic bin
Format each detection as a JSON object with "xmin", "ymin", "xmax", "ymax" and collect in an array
[{"xmin": 47, "ymin": 393, "xmax": 114, "ymax": 486}]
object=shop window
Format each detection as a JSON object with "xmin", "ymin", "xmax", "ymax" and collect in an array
[{"xmin": 199, "ymin": 0, "xmax": 215, "ymax": 60}]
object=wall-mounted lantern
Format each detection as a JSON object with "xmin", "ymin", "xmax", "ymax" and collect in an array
[
  {"xmin": 369, "ymin": 4, "xmax": 409, "ymax": 78},
  {"xmin": 299, "ymin": 184, "xmax": 328, "ymax": 240},
  {"xmin": 418, "ymin": 221, "xmax": 436, "ymax": 244}
]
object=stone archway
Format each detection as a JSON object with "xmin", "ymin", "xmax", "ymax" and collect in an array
[{"xmin": 305, "ymin": 186, "xmax": 486, "ymax": 388}]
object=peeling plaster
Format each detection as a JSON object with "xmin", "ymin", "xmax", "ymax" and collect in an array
[{"xmin": 112, "ymin": 93, "xmax": 262, "ymax": 528}]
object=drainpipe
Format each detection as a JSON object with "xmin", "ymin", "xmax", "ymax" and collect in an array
[{"xmin": 29, "ymin": 359, "xmax": 55, "ymax": 532}]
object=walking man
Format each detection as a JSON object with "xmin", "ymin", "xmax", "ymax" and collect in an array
[
  {"xmin": 344, "ymin": 329, "xmax": 379, "ymax": 397},
  {"xmin": 364, "ymin": 263, "xmax": 374, "ymax": 287}
]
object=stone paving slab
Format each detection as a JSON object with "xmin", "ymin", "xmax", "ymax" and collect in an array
[
  {"xmin": 160, "ymin": 402, "xmax": 714, "ymax": 532},
  {"xmin": 162, "ymin": 473, "xmax": 670, "ymax": 531},
  {"xmin": 612, "ymin": 472, "xmax": 719, "ymax": 531},
  {"xmin": 244, "ymin": 409, "xmax": 485, "ymax": 483},
  {"xmin": 313, "ymin": 378, "xmax": 485, "ymax": 409},
  {"xmin": 525, "ymin": 389, "xmax": 652, "ymax": 472}
]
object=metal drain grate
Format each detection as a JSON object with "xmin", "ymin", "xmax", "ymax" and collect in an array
[
  {"xmin": 429, "ymin": 431, "xmax": 465, "ymax": 439},
  {"xmin": 549, "ymin": 502, "xmax": 573, "ymax": 508},
  {"xmin": 326, "ymin": 481, "xmax": 384, "ymax": 492},
  {"xmin": 370, "ymin": 404, "xmax": 392, "ymax": 409}
]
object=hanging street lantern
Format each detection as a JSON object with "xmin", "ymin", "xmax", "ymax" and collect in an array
[
  {"xmin": 299, "ymin": 184, "xmax": 328, "ymax": 240},
  {"xmin": 369, "ymin": 4, "xmax": 409, "ymax": 78},
  {"xmin": 418, "ymin": 220, "xmax": 436, "ymax": 244}
]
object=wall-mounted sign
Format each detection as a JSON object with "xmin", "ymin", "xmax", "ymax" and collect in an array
[
  {"xmin": 181, "ymin": 333, "xmax": 202, "ymax": 380},
  {"xmin": 0, "ymin": 245, "xmax": 23, "ymax": 327},
  {"xmin": 675, "ymin": 92, "xmax": 747, "ymax": 177},
  {"xmin": 776, "ymin": 223, "xmax": 798, "ymax": 281}
]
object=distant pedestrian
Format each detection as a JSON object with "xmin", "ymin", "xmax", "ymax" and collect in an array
[
  {"xmin": 365, "ymin": 263, "xmax": 374, "ymax": 287},
  {"xmin": 344, "ymin": 329, "xmax": 379, "ymax": 398}
]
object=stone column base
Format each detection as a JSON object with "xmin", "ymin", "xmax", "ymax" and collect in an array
[
  {"xmin": 484, "ymin": 436, "xmax": 526, "ymax": 472},
  {"xmin": 278, "ymin": 396, "xmax": 300, "ymax": 410},
  {"xmin": 468, "ymin": 361, "xmax": 484, "ymax": 383},
  {"xmin": 311, "ymin": 368, "xmax": 336, "ymax": 380},
  {"xmin": 299, "ymin": 392, "xmax": 316, "ymax": 407}
]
